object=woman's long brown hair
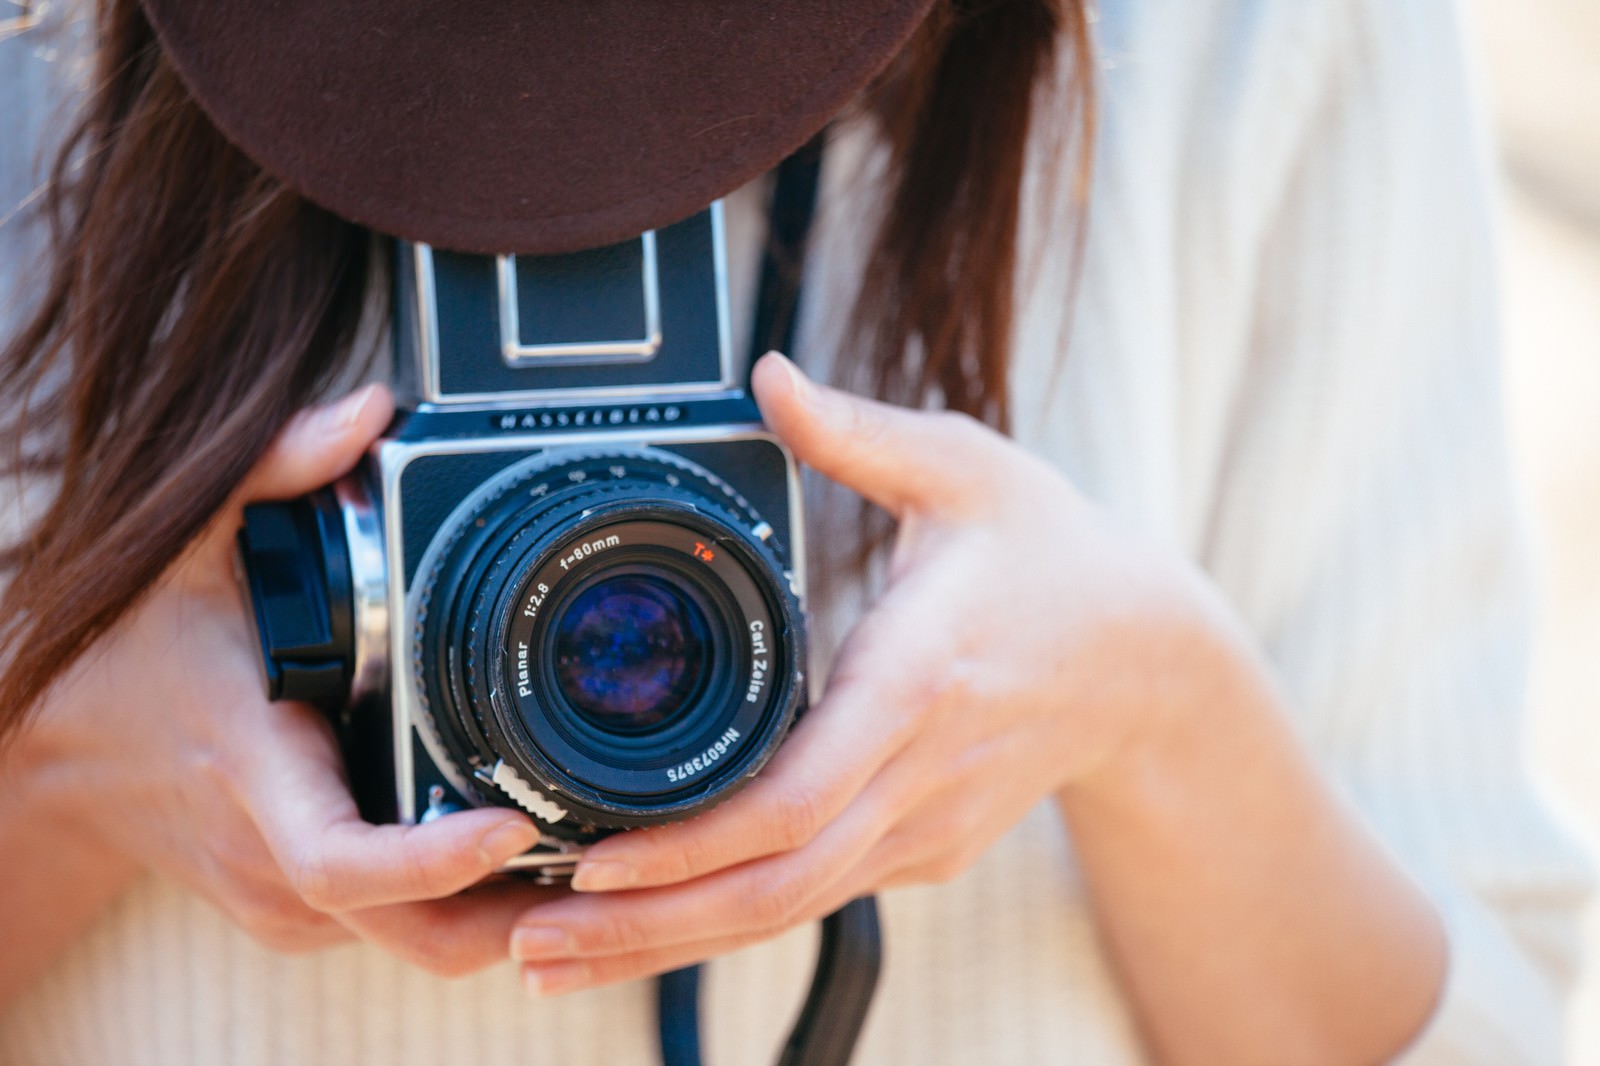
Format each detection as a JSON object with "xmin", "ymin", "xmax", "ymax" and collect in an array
[{"xmin": 0, "ymin": 0, "xmax": 1094, "ymax": 732}]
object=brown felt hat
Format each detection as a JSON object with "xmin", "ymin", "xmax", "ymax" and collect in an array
[{"xmin": 138, "ymin": 1, "xmax": 934, "ymax": 255}]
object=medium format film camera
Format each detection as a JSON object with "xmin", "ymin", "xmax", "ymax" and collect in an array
[{"xmin": 236, "ymin": 204, "xmax": 808, "ymax": 880}]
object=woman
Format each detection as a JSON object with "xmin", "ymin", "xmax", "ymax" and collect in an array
[{"xmin": 0, "ymin": 0, "xmax": 1586, "ymax": 1062}]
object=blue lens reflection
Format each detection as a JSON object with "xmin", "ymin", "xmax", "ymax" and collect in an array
[{"xmin": 552, "ymin": 574, "xmax": 710, "ymax": 732}]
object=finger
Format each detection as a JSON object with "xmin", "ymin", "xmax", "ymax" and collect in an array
[
  {"xmin": 215, "ymin": 838, "xmax": 361, "ymax": 954},
  {"xmin": 570, "ymin": 592, "xmax": 937, "ymax": 892},
  {"xmin": 514, "ymin": 771, "xmax": 903, "ymax": 963},
  {"xmin": 236, "ymin": 384, "xmax": 394, "ymax": 504},
  {"xmin": 858, "ymin": 790, "xmax": 1005, "ymax": 891},
  {"xmin": 166, "ymin": 799, "xmax": 358, "ymax": 955},
  {"xmin": 526, "ymin": 784, "xmax": 1014, "ymax": 996},
  {"xmin": 521, "ymin": 884, "xmax": 879, "ymax": 998},
  {"xmin": 240, "ymin": 702, "xmax": 542, "ymax": 912},
  {"xmin": 862, "ymin": 742, "xmax": 1059, "ymax": 891},
  {"xmin": 339, "ymin": 878, "xmax": 564, "ymax": 979},
  {"xmin": 226, "ymin": 890, "xmax": 355, "ymax": 955},
  {"xmin": 182, "ymin": 385, "xmax": 394, "ymax": 580},
  {"xmin": 521, "ymin": 928, "xmax": 774, "ymax": 997},
  {"xmin": 751, "ymin": 351, "xmax": 997, "ymax": 518}
]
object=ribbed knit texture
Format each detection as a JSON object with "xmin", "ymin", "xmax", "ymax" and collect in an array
[{"xmin": 0, "ymin": 0, "xmax": 1590, "ymax": 1062}]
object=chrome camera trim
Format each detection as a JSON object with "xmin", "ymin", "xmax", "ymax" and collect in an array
[
  {"xmin": 412, "ymin": 201, "xmax": 736, "ymax": 408},
  {"xmin": 496, "ymin": 229, "xmax": 662, "ymax": 366},
  {"xmin": 333, "ymin": 476, "xmax": 390, "ymax": 709}
]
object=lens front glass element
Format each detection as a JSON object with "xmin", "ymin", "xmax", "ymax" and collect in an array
[{"xmin": 552, "ymin": 573, "xmax": 711, "ymax": 733}]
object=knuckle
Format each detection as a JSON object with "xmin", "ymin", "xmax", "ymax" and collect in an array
[
  {"xmin": 236, "ymin": 898, "xmax": 330, "ymax": 955},
  {"xmin": 893, "ymin": 669, "xmax": 975, "ymax": 743},
  {"xmin": 932, "ymin": 411, "xmax": 999, "ymax": 498},
  {"xmin": 397, "ymin": 921, "xmax": 482, "ymax": 979},
  {"xmin": 289, "ymin": 848, "xmax": 342, "ymax": 912},
  {"xmin": 920, "ymin": 666, "xmax": 975, "ymax": 715},
  {"xmin": 593, "ymin": 911, "xmax": 654, "ymax": 955},
  {"xmin": 644, "ymin": 820, "xmax": 711, "ymax": 884},
  {"xmin": 197, "ymin": 831, "xmax": 258, "ymax": 886},
  {"xmin": 931, "ymin": 409, "xmax": 981, "ymax": 439},
  {"xmin": 927, "ymin": 846, "xmax": 982, "ymax": 886},
  {"xmin": 767, "ymin": 784, "xmax": 826, "ymax": 853},
  {"xmin": 839, "ymin": 396, "xmax": 891, "ymax": 451},
  {"xmin": 749, "ymin": 872, "xmax": 813, "ymax": 932},
  {"xmin": 938, "ymin": 410, "xmax": 998, "ymax": 456},
  {"xmin": 189, "ymin": 744, "xmax": 232, "ymax": 791},
  {"xmin": 668, "ymin": 826, "xmax": 713, "ymax": 882},
  {"xmin": 400, "ymin": 836, "xmax": 457, "ymax": 900},
  {"xmin": 652, "ymin": 847, "xmax": 695, "ymax": 887},
  {"xmin": 878, "ymin": 837, "xmax": 921, "ymax": 881}
]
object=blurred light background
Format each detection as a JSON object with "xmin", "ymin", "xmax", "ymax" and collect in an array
[
  {"xmin": 0, "ymin": 0, "xmax": 1595, "ymax": 1058},
  {"xmin": 1467, "ymin": 0, "xmax": 1600, "ymax": 1060}
]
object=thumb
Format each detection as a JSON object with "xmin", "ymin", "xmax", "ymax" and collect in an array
[
  {"xmin": 751, "ymin": 352, "xmax": 990, "ymax": 518},
  {"xmin": 238, "ymin": 385, "xmax": 394, "ymax": 504}
]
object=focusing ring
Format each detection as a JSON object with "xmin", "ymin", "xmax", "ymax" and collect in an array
[{"xmin": 409, "ymin": 446, "xmax": 804, "ymax": 842}]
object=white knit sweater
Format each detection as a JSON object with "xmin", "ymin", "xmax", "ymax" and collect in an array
[{"xmin": 0, "ymin": 0, "xmax": 1589, "ymax": 1062}]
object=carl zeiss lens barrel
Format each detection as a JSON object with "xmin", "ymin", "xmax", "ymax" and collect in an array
[{"xmin": 412, "ymin": 448, "xmax": 804, "ymax": 841}]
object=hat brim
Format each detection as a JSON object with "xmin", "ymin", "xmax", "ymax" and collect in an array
[{"xmin": 139, "ymin": 1, "xmax": 933, "ymax": 254}]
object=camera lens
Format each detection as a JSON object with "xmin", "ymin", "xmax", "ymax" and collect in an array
[
  {"xmin": 552, "ymin": 572, "xmax": 711, "ymax": 734},
  {"xmin": 410, "ymin": 446, "xmax": 805, "ymax": 843}
]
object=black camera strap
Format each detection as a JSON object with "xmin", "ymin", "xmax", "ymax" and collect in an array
[
  {"xmin": 776, "ymin": 896, "xmax": 884, "ymax": 1066},
  {"xmin": 657, "ymin": 897, "xmax": 883, "ymax": 1066},
  {"xmin": 655, "ymin": 135, "xmax": 885, "ymax": 1066},
  {"xmin": 746, "ymin": 132, "xmax": 826, "ymax": 373}
]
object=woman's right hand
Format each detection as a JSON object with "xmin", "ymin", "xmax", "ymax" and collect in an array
[{"xmin": 8, "ymin": 385, "xmax": 555, "ymax": 975}]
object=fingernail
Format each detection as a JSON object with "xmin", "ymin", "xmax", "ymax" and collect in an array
[
  {"xmin": 479, "ymin": 821, "xmax": 540, "ymax": 866},
  {"xmin": 510, "ymin": 925, "xmax": 576, "ymax": 961},
  {"xmin": 523, "ymin": 960, "xmax": 588, "ymax": 997},
  {"xmin": 571, "ymin": 860, "xmax": 638, "ymax": 892},
  {"xmin": 764, "ymin": 350, "xmax": 807, "ymax": 396}
]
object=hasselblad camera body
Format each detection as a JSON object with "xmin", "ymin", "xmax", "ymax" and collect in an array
[{"xmin": 237, "ymin": 204, "xmax": 809, "ymax": 880}]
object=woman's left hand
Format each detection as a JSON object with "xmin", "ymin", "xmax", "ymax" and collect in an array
[{"xmin": 509, "ymin": 351, "xmax": 1221, "ymax": 995}]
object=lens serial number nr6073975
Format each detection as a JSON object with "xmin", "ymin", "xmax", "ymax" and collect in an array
[{"xmin": 666, "ymin": 727, "xmax": 743, "ymax": 783}]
